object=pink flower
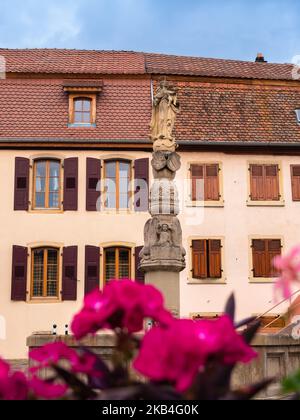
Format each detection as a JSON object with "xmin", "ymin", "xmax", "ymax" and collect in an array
[
  {"xmin": 71, "ymin": 281, "xmax": 173, "ymax": 339},
  {"xmin": 29, "ymin": 376, "xmax": 68, "ymax": 399},
  {"xmin": 134, "ymin": 317, "xmax": 256, "ymax": 393},
  {"xmin": 30, "ymin": 342, "xmax": 99, "ymax": 377},
  {"xmin": 274, "ymin": 246, "xmax": 300, "ymax": 299},
  {"xmin": 195, "ymin": 316, "xmax": 257, "ymax": 365},
  {"xmin": 0, "ymin": 359, "xmax": 28, "ymax": 400}
]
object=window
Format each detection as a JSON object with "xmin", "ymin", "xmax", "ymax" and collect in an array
[
  {"xmin": 69, "ymin": 95, "xmax": 96, "ymax": 126},
  {"xmin": 104, "ymin": 247, "xmax": 131, "ymax": 285},
  {"xmin": 295, "ymin": 110, "xmax": 300, "ymax": 124},
  {"xmin": 249, "ymin": 164, "xmax": 280, "ymax": 202},
  {"xmin": 192, "ymin": 239, "xmax": 222, "ymax": 279},
  {"xmin": 252, "ymin": 239, "xmax": 282, "ymax": 278},
  {"xmin": 31, "ymin": 248, "xmax": 59, "ymax": 298},
  {"xmin": 190, "ymin": 164, "xmax": 220, "ymax": 202},
  {"xmin": 291, "ymin": 165, "xmax": 300, "ymax": 201},
  {"xmin": 33, "ymin": 160, "xmax": 61, "ymax": 209},
  {"xmin": 104, "ymin": 160, "xmax": 131, "ymax": 210}
]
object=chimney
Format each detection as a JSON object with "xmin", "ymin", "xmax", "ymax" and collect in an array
[{"xmin": 255, "ymin": 53, "xmax": 267, "ymax": 63}]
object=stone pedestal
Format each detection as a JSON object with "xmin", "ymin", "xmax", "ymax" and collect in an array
[{"xmin": 145, "ymin": 271, "xmax": 180, "ymax": 317}]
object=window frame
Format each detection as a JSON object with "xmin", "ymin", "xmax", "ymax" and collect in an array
[
  {"xmin": 249, "ymin": 236, "xmax": 284, "ymax": 283},
  {"xmin": 32, "ymin": 159, "xmax": 62, "ymax": 211},
  {"xmin": 68, "ymin": 94, "xmax": 97, "ymax": 127},
  {"xmin": 188, "ymin": 237, "xmax": 226, "ymax": 285},
  {"xmin": 186, "ymin": 162, "xmax": 224, "ymax": 207},
  {"xmin": 247, "ymin": 161, "xmax": 284, "ymax": 206},
  {"xmin": 103, "ymin": 159, "xmax": 133, "ymax": 211},
  {"xmin": 103, "ymin": 246, "xmax": 132, "ymax": 286},
  {"xmin": 30, "ymin": 246, "xmax": 60, "ymax": 301}
]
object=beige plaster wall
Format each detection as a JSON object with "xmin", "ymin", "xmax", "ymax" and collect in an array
[{"xmin": 0, "ymin": 149, "xmax": 300, "ymax": 358}]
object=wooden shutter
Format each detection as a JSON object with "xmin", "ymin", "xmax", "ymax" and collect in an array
[
  {"xmin": 208, "ymin": 240, "xmax": 222, "ymax": 278},
  {"xmin": 134, "ymin": 158, "xmax": 149, "ymax": 212},
  {"xmin": 252, "ymin": 240, "xmax": 267, "ymax": 277},
  {"xmin": 14, "ymin": 158, "xmax": 30, "ymax": 211},
  {"xmin": 205, "ymin": 164, "xmax": 220, "ymax": 201},
  {"xmin": 250, "ymin": 165, "xmax": 264, "ymax": 201},
  {"xmin": 85, "ymin": 246, "xmax": 100, "ymax": 295},
  {"xmin": 191, "ymin": 165, "xmax": 204, "ymax": 201},
  {"xmin": 86, "ymin": 158, "xmax": 101, "ymax": 211},
  {"xmin": 135, "ymin": 246, "xmax": 145, "ymax": 284},
  {"xmin": 62, "ymin": 246, "xmax": 78, "ymax": 301},
  {"xmin": 11, "ymin": 246, "xmax": 28, "ymax": 301},
  {"xmin": 291, "ymin": 165, "xmax": 300, "ymax": 201},
  {"xmin": 267, "ymin": 239, "xmax": 282, "ymax": 278},
  {"xmin": 192, "ymin": 240, "xmax": 207, "ymax": 279},
  {"xmin": 265, "ymin": 165, "xmax": 280, "ymax": 201},
  {"xmin": 64, "ymin": 158, "xmax": 78, "ymax": 211}
]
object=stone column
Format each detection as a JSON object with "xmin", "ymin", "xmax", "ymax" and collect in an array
[{"xmin": 139, "ymin": 81, "xmax": 186, "ymax": 316}]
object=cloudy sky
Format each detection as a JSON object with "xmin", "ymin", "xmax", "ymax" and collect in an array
[{"xmin": 0, "ymin": 0, "xmax": 299, "ymax": 63}]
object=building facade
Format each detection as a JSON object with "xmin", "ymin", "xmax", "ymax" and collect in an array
[{"xmin": 1, "ymin": 49, "xmax": 300, "ymax": 358}]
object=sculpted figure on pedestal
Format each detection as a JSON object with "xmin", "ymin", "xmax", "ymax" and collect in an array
[{"xmin": 150, "ymin": 80, "xmax": 180, "ymax": 152}]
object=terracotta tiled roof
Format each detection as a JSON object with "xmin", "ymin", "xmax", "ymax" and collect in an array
[
  {"xmin": 1, "ymin": 77, "xmax": 300, "ymax": 143},
  {"xmin": 0, "ymin": 78, "xmax": 151, "ymax": 140},
  {"xmin": 0, "ymin": 48, "xmax": 298, "ymax": 81},
  {"xmin": 0, "ymin": 49, "xmax": 145, "ymax": 74},
  {"xmin": 145, "ymin": 53, "xmax": 296, "ymax": 81}
]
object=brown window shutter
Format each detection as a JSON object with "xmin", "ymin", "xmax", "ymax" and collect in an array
[
  {"xmin": 250, "ymin": 165, "xmax": 264, "ymax": 201},
  {"xmin": 86, "ymin": 158, "xmax": 101, "ymax": 211},
  {"xmin": 14, "ymin": 158, "xmax": 30, "ymax": 211},
  {"xmin": 11, "ymin": 246, "xmax": 28, "ymax": 301},
  {"xmin": 208, "ymin": 240, "xmax": 222, "ymax": 278},
  {"xmin": 135, "ymin": 246, "xmax": 145, "ymax": 284},
  {"xmin": 85, "ymin": 246, "xmax": 100, "ymax": 295},
  {"xmin": 191, "ymin": 165, "xmax": 204, "ymax": 201},
  {"xmin": 265, "ymin": 165, "xmax": 280, "ymax": 201},
  {"xmin": 64, "ymin": 158, "xmax": 78, "ymax": 211},
  {"xmin": 252, "ymin": 240, "xmax": 267, "ymax": 277},
  {"xmin": 291, "ymin": 165, "xmax": 300, "ymax": 201},
  {"xmin": 192, "ymin": 240, "xmax": 207, "ymax": 279},
  {"xmin": 205, "ymin": 164, "xmax": 220, "ymax": 201},
  {"xmin": 267, "ymin": 239, "xmax": 282, "ymax": 278},
  {"xmin": 134, "ymin": 158, "xmax": 149, "ymax": 212},
  {"xmin": 62, "ymin": 246, "xmax": 78, "ymax": 301}
]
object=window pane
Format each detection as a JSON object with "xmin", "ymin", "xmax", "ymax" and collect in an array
[
  {"xmin": 33, "ymin": 249, "xmax": 44, "ymax": 297},
  {"xmin": 36, "ymin": 162, "xmax": 46, "ymax": 177},
  {"xmin": 119, "ymin": 178, "xmax": 129, "ymax": 194},
  {"xmin": 47, "ymin": 249, "xmax": 58, "ymax": 297},
  {"xmin": 119, "ymin": 265, "xmax": 130, "ymax": 278},
  {"xmin": 35, "ymin": 192, "xmax": 45, "ymax": 208},
  {"xmin": 119, "ymin": 193, "xmax": 129, "ymax": 209},
  {"xmin": 119, "ymin": 250, "xmax": 130, "ymax": 278},
  {"xmin": 119, "ymin": 162, "xmax": 130, "ymax": 175},
  {"xmin": 105, "ymin": 193, "xmax": 116, "ymax": 209},
  {"xmin": 35, "ymin": 177, "xmax": 45, "ymax": 193},
  {"xmin": 49, "ymin": 177, "xmax": 59, "ymax": 192},
  {"xmin": 50, "ymin": 162, "xmax": 60, "ymax": 178},
  {"xmin": 74, "ymin": 100, "xmax": 83, "ymax": 111},
  {"xmin": 106, "ymin": 162, "xmax": 116, "ymax": 178},
  {"xmin": 49, "ymin": 193, "xmax": 59, "ymax": 208},
  {"xmin": 83, "ymin": 100, "xmax": 91, "ymax": 112},
  {"xmin": 82, "ymin": 112, "xmax": 91, "ymax": 123},
  {"xmin": 74, "ymin": 111, "xmax": 83, "ymax": 123}
]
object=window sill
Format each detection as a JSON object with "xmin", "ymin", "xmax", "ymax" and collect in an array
[
  {"xmin": 249, "ymin": 278, "xmax": 276, "ymax": 284},
  {"xmin": 187, "ymin": 278, "xmax": 227, "ymax": 285},
  {"xmin": 246, "ymin": 200, "xmax": 285, "ymax": 207},
  {"xmin": 27, "ymin": 298, "xmax": 61, "ymax": 304},
  {"xmin": 68, "ymin": 123, "xmax": 96, "ymax": 128},
  {"xmin": 186, "ymin": 200, "xmax": 224, "ymax": 208},
  {"xmin": 29, "ymin": 209, "xmax": 63, "ymax": 214}
]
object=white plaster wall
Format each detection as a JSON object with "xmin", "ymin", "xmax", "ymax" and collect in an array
[{"xmin": 0, "ymin": 149, "xmax": 299, "ymax": 358}]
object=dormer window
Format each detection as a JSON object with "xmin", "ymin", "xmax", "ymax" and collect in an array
[
  {"xmin": 296, "ymin": 109, "xmax": 300, "ymax": 124},
  {"xmin": 63, "ymin": 80, "xmax": 103, "ymax": 128},
  {"xmin": 69, "ymin": 94, "xmax": 96, "ymax": 127}
]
